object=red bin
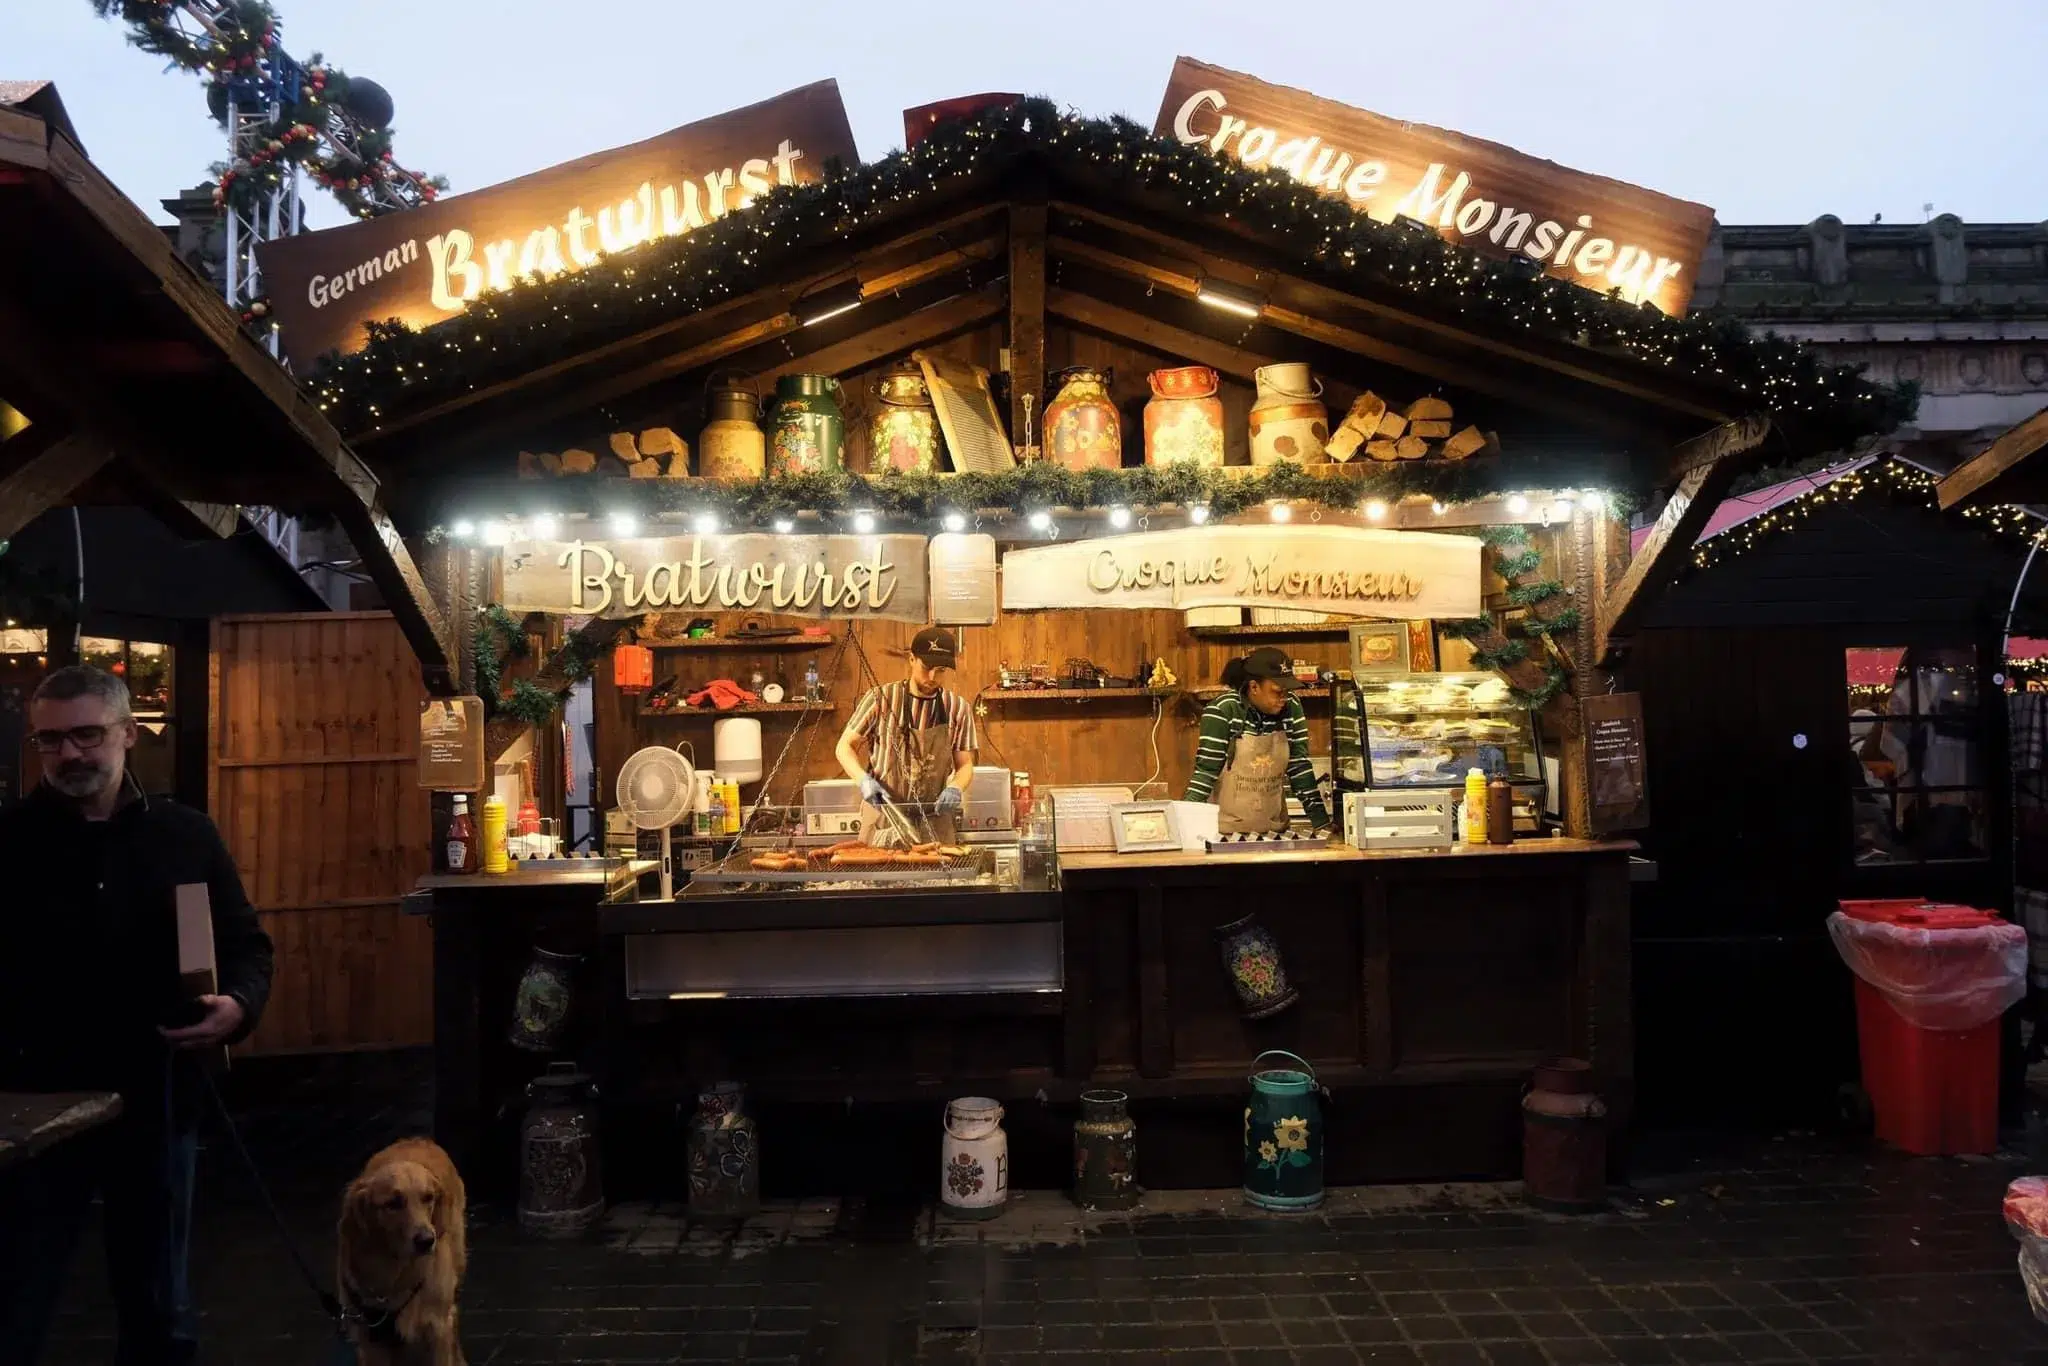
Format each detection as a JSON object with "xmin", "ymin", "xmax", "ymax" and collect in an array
[{"xmin": 1830, "ymin": 901, "xmax": 2026, "ymax": 1156}]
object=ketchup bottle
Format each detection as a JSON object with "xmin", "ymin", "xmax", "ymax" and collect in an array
[{"xmin": 446, "ymin": 794, "xmax": 477, "ymax": 873}]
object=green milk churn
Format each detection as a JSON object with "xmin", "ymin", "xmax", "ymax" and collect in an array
[
  {"xmin": 769, "ymin": 373, "xmax": 845, "ymax": 476},
  {"xmin": 1243, "ymin": 1050, "xmax": 1324, "ymax": 1211}
]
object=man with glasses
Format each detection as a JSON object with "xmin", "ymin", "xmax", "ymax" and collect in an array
[{"xmin": 0, "ymin": 665, "xmax": 273, "ymax": 1366}]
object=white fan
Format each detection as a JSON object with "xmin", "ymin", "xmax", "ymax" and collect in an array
[{"xmin": 616, "ymin": 743, "xmax": 697, "ymax": 900}]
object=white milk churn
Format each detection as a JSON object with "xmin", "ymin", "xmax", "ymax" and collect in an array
[{"xmin": 940, "ymin": 1096, "xmax": 1009, "ymax": 1219}]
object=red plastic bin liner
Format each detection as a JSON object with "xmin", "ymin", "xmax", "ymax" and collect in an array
[
  {"xmin": 2009, "ymin": 1178, "xmax": 2048, "ymax": 1240},
  {"xmin": 1827, "ymin": 908, "xmax": 2026, "ymax": 1031}
]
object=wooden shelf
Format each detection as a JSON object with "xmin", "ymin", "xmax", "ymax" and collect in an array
[
  {"xmin": 982, "ymin": 688, "xmax": 1177, "ymax": 702},
  {"xmin": 1187, "ymin": 624, "xmax": 1352, "ymax": 640},
  {"xmin": 639, "ymin": 701, "xmax": 843, "ymax": 718},
  {"xmin": 651, "ymin": 636, "xmax": 835, "ymax": 651},
  {"xmin": 1190, "ymin": 685, "xmax": 1336, "ymax": 701}
]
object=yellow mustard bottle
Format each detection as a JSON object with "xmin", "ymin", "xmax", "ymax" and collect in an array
[
  {"xmin": 481, "ymin": 794, "xmax": 511, "ymax": 874},
  {"xmin": 1462, "ymin": 768, "xmax": 1488, "ymax": 845}
]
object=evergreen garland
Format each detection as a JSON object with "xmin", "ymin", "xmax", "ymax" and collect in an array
[
  {"xmin": 310, "ymin": 99, "xmax": 1913, "ymax": 455},
  {"xmin": 473, "ymin": 604, "xmax": 604, "ymax": 727},
  {"xmin": 1439, "ymin": 524, "xmax": 1574, "ymax": 709}
]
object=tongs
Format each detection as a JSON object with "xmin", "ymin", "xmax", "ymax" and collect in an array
[{"xmin": 872, "ymin": 792, "xmax": 926, "ymax": 848}]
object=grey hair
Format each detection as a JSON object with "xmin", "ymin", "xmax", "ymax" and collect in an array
[{"xmin": 32, "ymin": 664, "xmax": 133, "ymax": 721}]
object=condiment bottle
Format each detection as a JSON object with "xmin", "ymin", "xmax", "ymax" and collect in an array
[
  {"xmin": 804, "ymin": 660, "xmax": 822, "ymax": 702},
  {"xmin": 694, "ymin": 771, "xmax": 716, "ymax": 836},
  {"xmin": 481, "ymin": 794, "xmax": 511, "ymax": 874},
  {"xmin": 1486, "ymin": 775, "xmax": 1515, "ymax": 846},
  {"xmin": 707, "ymin": 784, "xmax": 728, "ymax": 840},
  {"xmin": 446, "ymin": 794, "xmax": 476, "ymax": 874},
  {"xmin": 1462, "ymin": 768, "xmax": 1488, "ymax": 845},
  {"xmin": 721, "ymin": 778, "xmax": 742, "ymax": 835}
]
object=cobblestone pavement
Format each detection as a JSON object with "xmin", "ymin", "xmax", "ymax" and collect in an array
[{"xmin": 32, "ymin": 1062, "xmax": 2048, "ymax": 1365}]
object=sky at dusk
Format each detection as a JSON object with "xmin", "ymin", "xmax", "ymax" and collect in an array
[{"xmin": 8, "ymin": 0, "xmax": 2047, "ymax": 234}]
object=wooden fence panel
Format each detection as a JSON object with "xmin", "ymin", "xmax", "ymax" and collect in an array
[{"xmin": 210, "ymin": 612, "xmax": 431, "ymax": 1054}]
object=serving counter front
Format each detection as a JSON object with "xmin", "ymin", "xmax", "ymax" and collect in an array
[{"xmin": 418, "ymin": 836, "xmax": 1631, "ymax": 1198}]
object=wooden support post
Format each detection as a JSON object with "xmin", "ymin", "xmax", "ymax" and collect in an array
[
  {"xmin": 1594, "ymin": 452, "xmax": 1744, "ymax": 667},
  {"xmin": 330, "ymin": 500, "xmax": 456, "ymax": 695},
  {"xmin": 1559, "ymin": 508, "xmax": 1607, "ymax": 839},
  {"xmin": 1008, "ymin": 201, "xmax": 1048, "ymax": 449}
]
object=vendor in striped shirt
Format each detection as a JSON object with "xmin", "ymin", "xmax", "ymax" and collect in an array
[
  {"xmin": 1184, "ymin": 647, "xmax": 1331, "ymax": 835},
  {"xmin": 835, "ymin": 627, "xmax": 979, "ymax": 843}
]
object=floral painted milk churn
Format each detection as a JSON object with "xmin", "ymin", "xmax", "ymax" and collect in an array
[
  {"xmin": 699, "ymin": 378, "xmax": 766, "ymax": 479},
  {"xmin": 686, "ymin": 1081, "xmax": 760, "ymax": 1218},
  {"xmin": 1244, "ymin": 1050, "xmax": 1324, "ymax": 1211},
  {"xmin": 1073, "ymin": 1088, "xmax": 1138, "ymax": 1210},
  {"xmin": 518, "ymin": 1063, "xmax": 605, "ymax": 1237},
  {"xmin": 941, "ymin": 1096, "xmax": 1009, "ymax": 1219},
  {"xmin": 769, "ymin": 373, "xmax": 845, "ymax": 476},
  {"xmin": 1043, "ymin": 366, "xmax": 1122, "ymax": 471},
  {"xmin": 1248, "ymin": 362, "xmax": 1327, "ymax": 466},
  {"xmin": 1143, "ymin": 365, "xmax": 1225, "ymax": 468},
  {"xmin": 1522, "ymin": 1058, "xmax": 1608, "ymax": 1212},
  {"xmin": 1214, "ymin": 912, "xmax": 1299, "ymax": 1019},
  {"xmin": 508, "ymin": 944, "xmax": 580, "ymax": 1053},
  {"xmin": 869, "ymin": 362, "xmax": 942, "ymax": 473}
]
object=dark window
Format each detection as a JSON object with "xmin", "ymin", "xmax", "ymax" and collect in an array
[
  {"xmin": 81, "ymin": 637, "xmax": 178, "ymax": 797},
  {"xmin": 1847, "ymin": 646, "xmax": 1985, "ymax": 865}
]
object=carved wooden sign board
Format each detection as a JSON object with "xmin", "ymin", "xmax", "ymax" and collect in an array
[{"xmin": 1154, "ymin": 57, "xmax": 1715, "ymax": 315}]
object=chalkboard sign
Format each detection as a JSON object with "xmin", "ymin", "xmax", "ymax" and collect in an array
[{"xmin": 1583, "ymin": 693, "xmax": 1650, "ymax": 833}]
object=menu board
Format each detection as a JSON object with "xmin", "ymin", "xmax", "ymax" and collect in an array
[
  {"xmin": 1582, "ymin": 693, "xmax": 1649, "ymax": 833},
  {"xmin": 418, "ymin": 696, "xmax": 486, "ymax": 792},
  {"xmin": 928, "ymin": 532, "xmax": 998, "ymax": 625}
]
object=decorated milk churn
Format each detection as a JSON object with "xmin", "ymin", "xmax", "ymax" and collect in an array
[
  {"xmin": 508, "ymin": 945, "xmax": 580, "ymax": 1053},
  {"xmin": 1214, "ymin": 913, "xmax": 1299, "ymax": 1019},
  {"xmin": 518, "ymin": 1063, "xmax": 605, "ymax": 1237},
  {"xmin": 1143, "ymin": 365, "xmax": 1225, "ymax": 468},
  {"xmin": 1243, "ymin": 1050, "xmax": 1324, "ymax": 1211},
  {"xmin": 1248, "ymin": 363, "xmax": 1327, "ymax": 466},
  {"xmin": 869, "ymin": 362, "xmax": 942, "ymax": 473},
  {"xmin": 769, "ymin": 374, "xmax": 845, "ymax": 476},
  {"xmin": 1043, "ymin": 366, "xmax": 1122, "ymax": 471},
  {"xmin": 1522, "ymin": 1058, "xmax": 1608, "ymax": 1212},
  {"xmin": 940, "ymin": 1096, "xmax": 1009, "ymax": 1219},
  {"xmin": 699, "ymin": 378, "xmax": 766, "ymax": 479},
  {"xmin": 686, "ymin": 1081, "xmax": 760, "ymax": 1218},
  {"xmin": 1072, "ymin": 1088, "xmax": 1139, "ymax": 1210}
]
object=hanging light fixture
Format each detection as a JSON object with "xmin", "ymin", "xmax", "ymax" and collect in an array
[{"xmin": 613, "ymin": 641, "xmax": 655, "ymax": 694}]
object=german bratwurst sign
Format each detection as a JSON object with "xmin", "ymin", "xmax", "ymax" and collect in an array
[
  {"xmin": 1001, "ymin": 526, "xmax": 1481, "ymax": 620},
  {"xmin": 257, "ymin": 81, "xmax": 858, "ymax": 369},
  {"xmin": 502, "ymin": 534, "xmax": 929, "ymax": 623},
  {"xmin": 1155, "ymin": 58, "xmax": 1714, "ymax": 315}
]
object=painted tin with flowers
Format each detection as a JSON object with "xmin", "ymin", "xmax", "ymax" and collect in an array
[
  {"xmin": 1143, "ymin": 365, "xmax": 1225, "ymax": 468},
  {"xmin": 1243, "ymin": 1050, "xmax": 1324, "ymax": 1211},
  {"xmin": 1044, "ymin": 366, "xmax": 1122, "ymax": 471}
]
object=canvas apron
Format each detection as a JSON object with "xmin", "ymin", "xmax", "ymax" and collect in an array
[
  {"xmin": 859, "ymin": 690, "xmax": 956, "ymax": 846},
  {"xmin": 1214, "ymin": 725, "xmax": 1290, "ymax": 834}
]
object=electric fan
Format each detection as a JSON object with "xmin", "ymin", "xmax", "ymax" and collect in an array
[{"xmin": 614, "ymin": 743, "xmax": 697, "ymax": 900}]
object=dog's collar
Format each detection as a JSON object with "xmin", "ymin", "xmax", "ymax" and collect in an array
[{"xmin": 342, "ymin": 1272, "xmax": 425, "ymax": 1345}]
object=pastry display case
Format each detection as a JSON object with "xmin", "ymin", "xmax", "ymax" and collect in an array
[{"xmin": 1336, "ymin": 671, "xmax": 1545, "ymax": 803}]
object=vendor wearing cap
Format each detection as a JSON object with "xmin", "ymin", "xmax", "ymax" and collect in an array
[
  {"xmin": 836, "ymin": 627, "xmax": 979, "ymax": 844},
  {"xmin": 1184, "ymin": 647, "xmax": 1331, "ymax": 836}
]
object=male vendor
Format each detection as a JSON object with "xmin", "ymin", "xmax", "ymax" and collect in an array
[{"xmin": 835, "ymin": 627, "xmax": 978, "ymax": 844}]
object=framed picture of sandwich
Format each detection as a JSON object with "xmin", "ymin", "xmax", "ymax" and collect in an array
[{"xmin": 1349, "ymin": 622, "xmax": 1413, "ymax": 677}]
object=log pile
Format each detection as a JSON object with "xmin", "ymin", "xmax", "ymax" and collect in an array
[
  {"xmin": 1324, "ymin": 393, "xmax": 1498, "ymax": 464},
  {"xmin": 517, "ymin": 428, "xmax": 690, "ymax": 479}
]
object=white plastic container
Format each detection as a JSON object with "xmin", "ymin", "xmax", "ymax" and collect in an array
[{"xmin": 713, "ymin": 717, "xmax": 764, "ymax": 785}]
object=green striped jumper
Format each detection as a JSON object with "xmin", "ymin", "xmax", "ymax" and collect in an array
[{"xmin": 1182, "ymin": 691, "xmax": 1330, "ymax": 828}]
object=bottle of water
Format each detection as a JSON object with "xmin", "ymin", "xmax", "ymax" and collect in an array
[{"xmin": 804, "ymin": 659, "xmax": 822, "ymax": 702}]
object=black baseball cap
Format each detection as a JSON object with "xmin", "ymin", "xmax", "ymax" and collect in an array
[
  {"xmin": 1242, "ymin": 646, "xmax": 1303, "ymax": 690},
  {"xmin": 910, "ymin": 627, "xmax": 958, "ymax": 669}
]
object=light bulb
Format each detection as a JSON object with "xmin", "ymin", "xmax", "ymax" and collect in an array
[
  {"xmin": 480, "ymin": 521, "xmax": 512, "ymax": 546},
  {"xmin": 608, "ymin": 510, "xmax": 639, "ymax": 536},
  {"xmin": 1269, "ymin": 502, "xmax": 1291, "ymax": 523},
  {"xmin": 1189, "ymin": 504, "xmax": 1211, "ymax": 525},
  {"xmin": 692, "ymin": 512, "xmax": 721, "ymax": 536},
  {"xmin": 771, "ymin": 518, "xmax": 796, "ymax": 534},
  {"xmin": 1027, "ymin": 509, "xmax": 1052, "ymax": 532},
  {"xmin": 1431, "ymin": 501, "xmax": 1447, "ymax": 516},
  {"xmin": 450, "ymin": 519, "xmax": 476, "ymax": 540},
  {"xmin": 852, "ymin": 510, "xmax": 877, "ymax": 534},
  {"xmin": 942, "ymin": 511, "xmax": 967, "ymax": 533},
  {"xmin": 1581, "ymin": 490, "xmax": 1606, "ymax": 514},
  {"xmin": 1507, "ymin": 494, "xmax": 1530, "ymax": 516},
  {"xmin": 1364, "ymin": 499, "xmax": 1388, "ymax": 522},
  {"xmin": 528, "ymin": 513, "xmax": 559, "ymax": 539},
  {"xmin": 1108, "ymin": 506, "xmax": 1132, "ymax": 529}
]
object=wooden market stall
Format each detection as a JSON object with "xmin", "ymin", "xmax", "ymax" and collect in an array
[{"xmin": 275, "ymin": 85, "xmax": 1910, "ymax": 1198}]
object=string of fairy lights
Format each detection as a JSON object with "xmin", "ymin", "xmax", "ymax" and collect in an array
[{"xmin": 309, "ymin": 98, "xmax": 1914, "ymax": 449}]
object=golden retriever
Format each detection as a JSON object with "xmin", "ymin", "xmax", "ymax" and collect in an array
[{"xmin": 338, "ymin": 1137, "xmax": 468, "ymax": 1366}]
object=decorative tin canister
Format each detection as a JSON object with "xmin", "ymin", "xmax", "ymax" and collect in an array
[
  {"xmin": 1043, "ymin": 367, "xmax": 1122, "ymax": 471},
  {"xmin": 699, "ymin": 380, "xmax": 766, "ymax": 480},
  {"xmin": 1073, "ymin": 1088, "xmax": 1138, "ymax": 1210},
  {"xmin": 1522, "ymin": 1058, "xmax": 1608, "ymax": 1212},
  {"xmin": 508, "ymin": 945, "xmax": 580, "ymax": 1052},
  {"xmin": 1243, "ymin": 1050, "xmax": 1324, "ymax": 1211},
  {"xmin": 1248, "ymin": 363, "xmax": 1327, "ymax": 466},
  {"xmin": 1214, "ymin": 913, "xmax": 1299, "ymax": 1019},
  {"xmin": 769, "ymin": 374, "xmax": 845, "ymax": 476},
  {"xmin": 518, "ymin": 1063, "xmax": 604, "ymax": 1236},
  {"xmin": 869, "ymin": 363, "xmax": 942, "ymax": 474},
  {"xmin": 1143, "ymin": 365, "xmax": 1225, "ymax": 468},
  {"xmin": 940, "ymin": 1096, "xmax": 1009, "ymax": 1220},
  {"xmin": 686, "ymin": 1081, "xmax": 760, "ymax": 1218}
]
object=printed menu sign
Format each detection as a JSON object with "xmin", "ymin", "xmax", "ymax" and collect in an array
[
  {"xmin": 419, "ymin": 696, "xmax": 485, "ymax": 792},
  {"xmin": 1583, "ymin": 692, "xmax": 1649, "ymax": 832}
]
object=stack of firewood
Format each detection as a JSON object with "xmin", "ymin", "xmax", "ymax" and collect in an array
[
  {"xmin": 1324, "ymin": 394, "xmax": 1498, "ymax": 463},
  {"xmin": 517, "ymin": 428, "xmax": 689, "ymax": 479}
]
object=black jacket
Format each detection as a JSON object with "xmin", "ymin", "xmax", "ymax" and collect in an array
[{"xmin": 0, "ymin": 781, "xmax": 273, "ymax": 1118}]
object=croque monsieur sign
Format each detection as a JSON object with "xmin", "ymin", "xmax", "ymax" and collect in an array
[{"xmin": 1000, "ymin": 526, "xmax": 1482, "ymax": 620}]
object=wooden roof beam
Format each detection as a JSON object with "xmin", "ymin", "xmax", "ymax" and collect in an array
[
  {"xmin": 1594, "ymin": 454, "xmax": 1741, "ymax": 666},
  {"xmin": 0, "ymin": 424, "xmax": 109, "ymax": 542},
  {"xmin": 744, "ymin": 279, "xmax": 1007, "ymax": 390},
  {"xmin": 1937, "ymin": 405, "xmax": 2048, "ymax": 510}
]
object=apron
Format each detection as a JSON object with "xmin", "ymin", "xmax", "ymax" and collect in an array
[
  {"xmin": 859, "ymin": 689, "xmax": 957, "ymax": 847},
  {"xmin": 1214, "ymin": 725, "xmax": 1290, "ymax": 835}
]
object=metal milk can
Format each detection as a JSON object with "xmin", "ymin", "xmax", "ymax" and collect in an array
[
  {"xmin": 1072, "ymin": 1088, "xmax": 1138, "ymax": 1210},
  {"xmin": 699, "ymin": 379, "xmax": 766, "ymax": 479},
  {"xmin": 1043, "ymin": 366, "xmax": 1122, "ymax": 471},
  {"xmin": 869, "ymin": 362, "xmax": 942, "ymax": 473},
  {"xmin": 518, "ymin": 1062, "xmax": 604, "ymax": 1237},
  {"xmin": 686, "ymin": 1081, "xmax": 760, "ymax": 1218},
  {"xmin": 1243, "ymin": 1050, "xmax": 1324, "ymax": 1211},
  {"xmin": 940, "ymin": 1096, "xmax": 1009, "ymax": 1219},
  {"xmin": 769, "ymin": 373, "xmax": 845, "ymax": 476},
  {"xmin": 1522, "ymin": 1058, "xmax": 1608, "ymax": 1212},
  {"xmin": 1248, "ymin": 362, "xmax": 1328, "ymax": 466}
]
